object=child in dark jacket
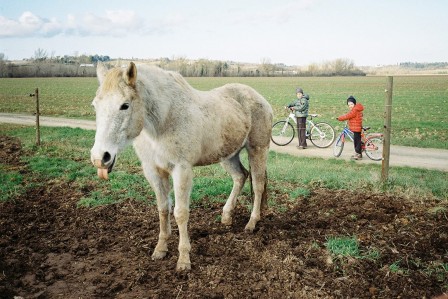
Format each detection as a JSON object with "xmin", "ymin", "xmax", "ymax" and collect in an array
[
  {"xmin": 287, "ymin": 87, "xmax": 309, "ymax": 149},
  {"xmin": 337, "ymin": 96, "xmax": 364, "ymax": 160}
]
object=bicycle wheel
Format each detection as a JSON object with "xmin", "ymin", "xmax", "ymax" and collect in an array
[
  {"xmin": 310, "ymin": 122, "xmax": 336, "ymax": 148},
  {"xmin": 333, "ymin": 133, "xmax": 345, "ymax": 157},
  {"xmin": 364, "ymin": 136, "xmax": 383, "ymax": 161},
  {"xmin": 271, "ymin": 121, "xmax": 295, "ymax": 146}
]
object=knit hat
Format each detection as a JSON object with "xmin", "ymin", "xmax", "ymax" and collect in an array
[
  {"xmin": 296, "ymin": 87, "xmax": 304, "ymax": 94},
  {"xmin": 347, "ymin": 96, "xmax": 356, "ymax": 105}
]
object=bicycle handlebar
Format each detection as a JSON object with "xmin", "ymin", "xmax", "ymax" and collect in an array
[
  {"xmin": 340, "ymin": 122, "xmax": 374, "ymax": 133},
  {"xmin": 283, "ymin": 107, "xmax": 319, "ymax": 118}
]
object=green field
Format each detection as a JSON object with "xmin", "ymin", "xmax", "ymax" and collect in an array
[{"xmin": 0, "ymin": 75, "xmax": 447, "ymax": 148}]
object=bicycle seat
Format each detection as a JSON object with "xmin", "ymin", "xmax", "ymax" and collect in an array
[{"xmin": 362, "ymin": 126, "xmax": 371, "ymax": 131}]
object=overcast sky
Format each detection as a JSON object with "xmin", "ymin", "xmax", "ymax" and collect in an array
[{"xmin": 0, "ymin": 0, "xmax": 447, "ymax": 66}]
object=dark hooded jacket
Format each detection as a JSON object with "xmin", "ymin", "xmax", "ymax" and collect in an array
[{"xmin": 288, "ymin": 94, "xmax": 309, "ymax": 118}]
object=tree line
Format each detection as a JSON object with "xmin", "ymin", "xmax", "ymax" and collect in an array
[
  {"xmin": 0, "ymin": 49, "xmax": 366, "ymax": 78},
  {"xmin": 399, "ymin": 62, "xmax": 448, "ymax": 69}
]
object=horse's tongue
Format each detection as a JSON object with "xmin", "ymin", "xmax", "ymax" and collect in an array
[{"xmin": 97, "ymin": 168, "xmax": 109, "ymax": 180}]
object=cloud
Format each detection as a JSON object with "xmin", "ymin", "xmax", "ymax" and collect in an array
[
  {"xmin": 75, "ymin": 10, "xmax": 144, "ymax": 36},
  {"xmin": 0, "ymin": 10, "xmax": 171, "ymax": 38},
  {"xmin": 0, "ymin": 11, "xmax": 57, "ymax": 37}
]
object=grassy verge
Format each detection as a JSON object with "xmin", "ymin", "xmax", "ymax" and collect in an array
[{"xmin": 1, "ymin": 124, "xmax": 446, "ymax": 206}]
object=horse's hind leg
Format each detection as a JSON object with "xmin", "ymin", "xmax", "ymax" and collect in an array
[
  {"xmin": 245, "ymin": 146, "xmax": 269, "ymax": 232},
  {"xmin": 220, "ymin": 153, "xmax": 249, "ymax": 226}
]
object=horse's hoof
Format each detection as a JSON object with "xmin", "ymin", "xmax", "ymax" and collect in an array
[
  {"xmin": 244, "ymin": 218, "xmax": 257, "ymax": 233},
  {"xmin": 244, "ymin": 226, "xmax": 255, "ymax": 233},
  {"xmin": 221, "ymin": 214, "xmax": 232, "ymax": 226},
  {"xmin": 176, "ymin": 262, "xmax": 191, "ymax": 271},
  {"xmin": 151, "ymin": 250, "xmax": 167, "ymax": 260}
]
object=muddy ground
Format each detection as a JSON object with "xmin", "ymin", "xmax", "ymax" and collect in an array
[{"xmin": 0, "ymin": 135, "xmax": 447, "ymax": 299}]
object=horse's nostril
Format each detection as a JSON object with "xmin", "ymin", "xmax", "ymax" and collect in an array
[{"xmin": 103, "ymin": 152, "xmax": 111, "ymax": 164}]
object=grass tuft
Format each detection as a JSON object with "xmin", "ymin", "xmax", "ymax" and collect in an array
[{"xmin": 325, "ymin": 236, "xmax": 360, "ymax": 257}]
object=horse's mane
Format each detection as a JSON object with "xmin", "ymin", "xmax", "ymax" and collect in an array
[
  {"xmin": 138, "ymin": 65, "xmax": 196, "ymax": 96},
  {"xmin": 101, "ymin": 67, "xmax": 126, "ymax": 93},
  {"xmin": 100, "ymin": 64, "xmax": 196, "ymax": 100}
]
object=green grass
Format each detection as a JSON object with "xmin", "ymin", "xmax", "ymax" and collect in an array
[
  {"xmin": 78, "ymin": 170, "xmax": 154, "ymax": 207},
  {"xmin": 325, "ymin": 235, "xmax": 381, "ymax": 267},
  {"xmin": 1, "ymin": 76, "xmax": 447, "ymax": 148},
  {"xmin": 325, "ymin": 235, "xmax": 446, "ymax": 282},
  {"xmin": 269, "ymin": 150, "xmax": 448, "ymax": 200},
  {"xmin": 325, "ymin": 236, "xmax": 361, "ymax": 257},
  {"xmin": 1, "ymin": 124, "xmax": 446, "ymax": 209},
  {"xmin": 0, "ymin": 77, "xmax": 97, "ymax": 118},
  {"xmin": 0, "ymin": 164, "xmax": 24, "ymax": 201},
  {"xmin": 389, "ymin": 260, "xmax": 408, "ymax": 275}
]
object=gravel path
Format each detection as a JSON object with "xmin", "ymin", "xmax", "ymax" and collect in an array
[{"xmin": 1, "ymin": 112, "xmax": 447, "ymax": 172}]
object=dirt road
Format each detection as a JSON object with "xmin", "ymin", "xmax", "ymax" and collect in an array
[
  {"xmin": 271, "ymin": 141, "xmax": 448, "ymax": 171},
  {"xmin": 1, "ymin": 112, "xmax": 447, "ymax": 172}
]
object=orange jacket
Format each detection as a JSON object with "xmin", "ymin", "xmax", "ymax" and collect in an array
[{"xmin": 337, "ymin": 103, "xmax": 364, "ymax": 132}]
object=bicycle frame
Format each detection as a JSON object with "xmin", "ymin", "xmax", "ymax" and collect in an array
[
  {"xmin": 283, "ymin": 112, "xmax": 321, "ymax": 135},
  {"xmin": 271, "ymin": 110, "xmax": 335, "ymax": 147},
  {"xmin": 333, "ymin": 124, "xmax": 384, "ymax": 161},
  {"xmin": 338, "ymin": 126, "xmax": 355, "ymax": 143},
  {"xmin": 337, "ymin": 127, "xmax": 382, "ymax": 148}
]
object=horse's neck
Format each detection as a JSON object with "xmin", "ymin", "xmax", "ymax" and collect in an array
[{"xmin": 139, "ymin": 70, "xmax": 195, "ymax": 138}]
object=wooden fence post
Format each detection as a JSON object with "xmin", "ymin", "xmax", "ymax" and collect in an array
[
  {"xmin": 30, "ymin": 88, "xmax": 40, "ymax": 145},
  {"xmin": 382, "ymin": 77, "xmax": 393, "ymax": 182}
]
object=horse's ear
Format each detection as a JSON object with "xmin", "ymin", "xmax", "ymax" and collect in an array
[
  {"xmin": 124, "ymin": 62, "xmax": 137, "ymax": 88},
  {"xmin": 96, "ymin": 62, "xmax": 108, "ymax": 85}
]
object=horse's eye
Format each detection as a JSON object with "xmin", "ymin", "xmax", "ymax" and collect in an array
[{"xmin": 120, "ymin": 103, "xmax": 130, "ymax": 110}]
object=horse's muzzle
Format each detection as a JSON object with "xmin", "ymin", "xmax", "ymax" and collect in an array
[{"xmin": 93, "ymin": 159, "xmax": 106, "ymax": 168}]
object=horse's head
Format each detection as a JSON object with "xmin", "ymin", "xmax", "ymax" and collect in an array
[{"xmin": 90, "ymin": 62, "xmax": 144, "ymax": 179}]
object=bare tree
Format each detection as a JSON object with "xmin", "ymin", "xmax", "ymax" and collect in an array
[
  {"xmin": 328, "ymin": 58, "xmax": 355, "ymax": 75},
  {"xmin": 34, "ymin": 48, "xmax": 48, "ymax": 62},
  {"xmin": 260, "ymin": 57, "xmax": 275, "ymax": 76},
  {"xmin": 0, "ymin": 53, "xmax": 7, "ymax": 77}
]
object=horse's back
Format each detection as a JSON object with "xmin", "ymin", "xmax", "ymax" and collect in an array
[
  {"xmin": 214, "ymin": 83, "xmax": 271, "ymax": 108},
  {"xmin": 213, "ymin": 83, "xmax": 273, "ymax": 146}
]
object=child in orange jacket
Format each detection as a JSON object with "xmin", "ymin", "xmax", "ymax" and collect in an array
[{"xmin": 337, "ymin": 96, "xmax": 364, "ymax": 160}]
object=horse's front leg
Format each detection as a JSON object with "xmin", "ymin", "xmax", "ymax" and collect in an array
[
  {"xmin": 153, "ymin": 178, "xmax": 172, "ymax": 260},
  {"xmin": 142, "ymin": 165, "xmax": 172, "ymax": 260},
  {"xmin": 172, "ymin": 164, "xmax": 194, "ymax": 271}
]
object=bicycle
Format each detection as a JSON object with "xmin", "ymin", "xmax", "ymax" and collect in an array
[
  {"xmin": 271, "ymin": 108, "xmax": 335, "ymax": 148},
  {"xmin": 333, "ymin": 124, "xmax": 384, "ymax": 161}
]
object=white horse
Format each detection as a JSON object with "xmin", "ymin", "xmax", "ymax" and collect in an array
[{"xmin": 90, "ymin": 62, "xmax": 273, "ymax": 270}]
